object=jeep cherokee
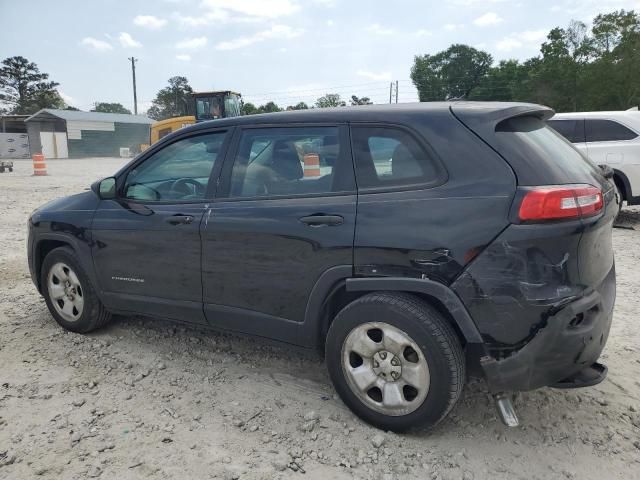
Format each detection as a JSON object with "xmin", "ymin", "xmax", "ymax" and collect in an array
[{"xmin": 28, "ymin": 102, "xmax": 617, "ymax": 431}]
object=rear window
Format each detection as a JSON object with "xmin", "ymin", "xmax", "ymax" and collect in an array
[
  {"xmin": 547, "ymin": 119, "xmax": 585, "ymax": 143},
  {"xmin": 495, "ymin": 116, "xmax": 601, "ymax": 185},
  {"xmin": 585, "ymin": 119, "xmax": 638, "ymax": 142}
]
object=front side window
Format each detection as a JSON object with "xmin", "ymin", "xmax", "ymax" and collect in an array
[
  {"xmin": 124, "ymin": 132, "xmax": 226, "ymax": 201},
  {"xmin": 585, "ymin": 119, "xmax": 638, "ymax": 142},
  {"xmin": 229, "ymin": 127, "xmax": 341, "ymax": 198},
  {"xmin": 351, "ymin": 126, "xmax": 441, "ymax": 189},
  {"xmin": 547, "ymin": 119, "xmax": 585, "ymax": 143}
]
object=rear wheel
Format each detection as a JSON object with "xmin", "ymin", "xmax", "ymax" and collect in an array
[
  {"xmin": 325, "ymin": 292, "xmax": 465, "ymax": 432},
  {"xmin": 41, "ymin": 247, "xmax": 111, "ymax": 333}
]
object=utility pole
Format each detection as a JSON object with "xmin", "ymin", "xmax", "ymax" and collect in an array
[
  {"xmin": 128, "ymin": 57, "xmax": 138, "ymax": 115},
  {"xmin": 389, "ymin": 82, "xmax": 393, "ymax": 104},
  {"xmin": 395, "ymin": 80, "xmax": 399, "ymax": 104}
]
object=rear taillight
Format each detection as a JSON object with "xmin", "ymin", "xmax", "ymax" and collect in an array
[{"xmin": 518, "ymin": 184, "xmax": 603, "ymax": 222}]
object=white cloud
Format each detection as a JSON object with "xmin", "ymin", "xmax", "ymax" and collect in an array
[
  {"xmin": 176, "ymin": 36, "xmax": 208, "ymax": 49},
  {"xmin": 173, "ymin": 9, "xmax": 233, "ymax": 27},
  {"xmin": 216, "ymin": 24, "xmax": 303, "ymax": 50},
  {"xmin": 176, "ymin": 54, "xmax": 191, "ymax": 61},
  {"xmin": 118, "ymin": 32, "xmax": 142, "ymax": 48},
  {"xmin": 444, "ymin": 23, "xmax": 463, "ymax": 31},
  {"xmin": 496, "ymin": 29, "xmax": 547, "ymax": 51},
  {"xmin": 312, "ymin": 0, "xmax": 336, "ymax": 6},
  {"xmin": 326, "ymin": 19, "xmax": 335, "ymax": 27},
  {"xmin": 520, "ymin": 30, "xmax": 546, "ymax": 42},
  {"xmin": 133, "ymin": 15, "xmax": 167, "ymax": 29},
  {"xmin": 80, "ymin": 37, "xmax": 113, "ymax": 51},
  {"xmin": 357, "ymin": 70, "xmax": 392, "ymax": 82},
  {"xmin": 496, "ymin": 38, "xmax": 522, "ymax": 51},
  {"xmin": 366, "ymin": 23, "xmax": 393, "ymax": 35},
  {"xmin": 200, "ymin": 0, "xmax": 299, "ymax": 19},
  {"xmin": 450, "ymin": 0, "xmax": 507, "ymax": 5},
  {"xmin": 473, "ymin": 12, "xmax": 503, "ymax": 27},
  {"xmin": 415, "ymin": 29, "xmax": 432, "ymax": 37},
  {"xmin": 59, "ymin": 91, "xmax": 75, "ymax": 106}
]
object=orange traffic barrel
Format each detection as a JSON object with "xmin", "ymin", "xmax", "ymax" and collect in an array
[
  {"xmin": 33, "ymin": 154, "xmax": 47, "ymax": 176},
  {"xmin": 303, "ymin": 153, "xmax": 321, "ymax": 178}
]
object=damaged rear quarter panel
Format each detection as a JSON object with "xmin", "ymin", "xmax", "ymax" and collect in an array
[{"xmin": 451, "ymin": 220, "xmax": 586, "ymax": 348}]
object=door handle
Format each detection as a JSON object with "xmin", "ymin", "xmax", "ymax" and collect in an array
[
  {"xmin": 166, "ymin": 214, "xmax": 194, "ymax": 225},
  {"xmin": 299, "ymin": 214, "xmax": 344, "ymax": 227}
]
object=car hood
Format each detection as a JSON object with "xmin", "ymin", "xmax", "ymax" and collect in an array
[{"xmin": 31, "ymin": 190, "xmax": 100, "ymax": 221}]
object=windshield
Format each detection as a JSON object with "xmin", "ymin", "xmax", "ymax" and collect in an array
[
  {"xmin": 494, "ymin": 115, "xmax": 603, "ymax": 185},
  {"xmin": 195, "ymin": 96, "xmax": 224, "ymax": 121},
  {"xmin": 195, "ymin": 94, "xmax": 241, "ymax": 121}
]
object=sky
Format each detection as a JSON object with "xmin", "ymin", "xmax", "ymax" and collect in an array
[{"xmin": 1, "ymin": 0, "xmax": 639, "ymax": 113}]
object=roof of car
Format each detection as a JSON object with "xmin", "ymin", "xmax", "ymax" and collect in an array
[
  {"xmin": 552, "ymin": 111, "xmax": 640, "ymax": 119},
  {"xmin": 182, "ymin": 101, "xmax": 552, "ymax": 133}
]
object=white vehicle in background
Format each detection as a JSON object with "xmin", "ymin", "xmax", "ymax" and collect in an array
[{"xmin": 548, "ymin": 110, "xmax": 640, "ymax": 212}]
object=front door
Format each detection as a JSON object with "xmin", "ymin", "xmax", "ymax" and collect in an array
[
  {"xmin": 201, "ymin": 125, "xmax": 356, "ymax": 343},
  {"xmin": 91, "ymin": 129, "xmax": 230, "ymax": 323}
]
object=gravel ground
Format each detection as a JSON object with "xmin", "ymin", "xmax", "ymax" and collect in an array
[{"xmin": 0, "ymin": 158, "xmax": 639, "ymax": 480}]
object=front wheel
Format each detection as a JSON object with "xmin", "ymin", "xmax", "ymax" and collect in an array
[
  {"xmin": 41, "ymin": 246, "xmax": 111, "ymax": 333},
  {"xmin": 325, "ymin": 292, "xmax": 465, "ymax": 432}
]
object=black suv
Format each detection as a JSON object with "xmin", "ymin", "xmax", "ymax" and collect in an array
[{"xmin": 28, "ymin": 103, "xmax": 617, "ymax": 431}]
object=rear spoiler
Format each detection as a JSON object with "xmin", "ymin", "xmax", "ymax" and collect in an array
[{"xmin": 450, "ymin": 103, "xmax": 555, "ymax": 141}]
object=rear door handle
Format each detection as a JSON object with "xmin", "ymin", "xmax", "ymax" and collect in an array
[
  {"xmin": 299, "ymin": 214, "xmax": 344, "ymax": 227},
  {"xmin": 166, "ymin": 214, "xmax": 194, "ymax": 225}
]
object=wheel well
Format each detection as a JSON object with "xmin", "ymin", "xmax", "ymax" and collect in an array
[
  {"xmin": 319, "ymin": 287, "xmax": 467, "ymax": 351},
  {"xmin": 35, "ymin": 240, "xmax": 71, "ymax": 290},
  {"xmin": 613, "ymin": 172, "xmax": 628, "ymax": 201}
]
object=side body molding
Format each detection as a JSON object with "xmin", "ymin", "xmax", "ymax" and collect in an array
[{"xmin": 344, "ymin": 277, "xmax": 484, "ymax": 344}]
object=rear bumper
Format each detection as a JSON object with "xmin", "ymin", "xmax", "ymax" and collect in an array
[{"xmin": 480, "ymin": 265, "xmax": 615, "ymax": 392}]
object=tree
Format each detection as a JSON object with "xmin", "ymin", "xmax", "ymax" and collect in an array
[
  {"xmin": 411, "ymin": 44, "xmax": 493, "ymax": 101},
  {"xmin": 146, "ymin": 76, "xmax": 194, "ymax": 120},
  {"xmin": 241, "ymin": 102, "xmax": 259, "ymax": 115},
  {"xmin": 315, "ymin": 93, "xmax": 346, "ymax": 108},
  {"xmin": 470, "ymin": 59, "xmax": 533, "ymax": 102},
  {"xmin": 91, "ymin": 102, "xmax": 131, "ymax": 114},
  {"xmin": 0, "ymin": 56, "xmax": 64, "ymax": 114},
  {"xmin": 350, "ymin": 95, "xmax": 372, "ymax": 105},
  {"xmin": 259, "ymin": 101, "xmax": 281, "ymax": 113},
  {"xmin": 286, "ymin": 101, "xmax": 309, "ymax": 110}
]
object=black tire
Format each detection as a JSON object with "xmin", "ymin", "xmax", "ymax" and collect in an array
[
  {"xmin": 325, "ymin": 292, "xmax": 465, "ymax": 432},
  {"xmin": 41, "ymin": 246, "xmax": 111, "ymax": 333},
  {"xmin": 614, "ymin": 182, "xmax": 624, "ymax": 216}
]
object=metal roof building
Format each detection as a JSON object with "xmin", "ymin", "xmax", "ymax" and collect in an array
[{"xmin": 24, "ymin": 109, "xmax": 153, "ymax": 159}]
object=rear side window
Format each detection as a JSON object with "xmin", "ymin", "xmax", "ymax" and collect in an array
[
  {"xmin": 495, "ymin": 116, "xmax": 601, "ymax": 184},
  {"xmin": 547, "ymin": 119, "xmax": 585, "ymax": 143},
  {"xmin": 585, "ymin": 119, "xmax": 638, "ymax": 142},
  {"xmin": 351, "ymin": 126, "xmax": 441, "ymax": 189}
]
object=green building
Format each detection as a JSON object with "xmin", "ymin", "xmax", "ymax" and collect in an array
[{"xmin": 24, "ymin": 109, "xmax": 153, "ymax": 159}]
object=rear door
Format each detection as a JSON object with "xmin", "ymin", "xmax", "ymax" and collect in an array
[
  {"xmin": 201, "ymin": 124, "xmax": 356, "ymax": 343},
  {"xmin": 584, "ymin": 118, "xmax": 639, "ymax": 166}
]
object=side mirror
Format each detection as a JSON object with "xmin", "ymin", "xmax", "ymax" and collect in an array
[{"xmin": 92, "ymin": 177, "xmax": 117, "ymax": 200}]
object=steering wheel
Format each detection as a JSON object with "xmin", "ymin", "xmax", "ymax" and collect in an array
[{"xmin": 169, "ymin": 178, "xmax": 205, "ymax": 198}]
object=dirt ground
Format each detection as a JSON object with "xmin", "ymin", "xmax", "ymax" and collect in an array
[{"xmin": 0, "ymin": 158, "xmax": 639, "ymax": 480}]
